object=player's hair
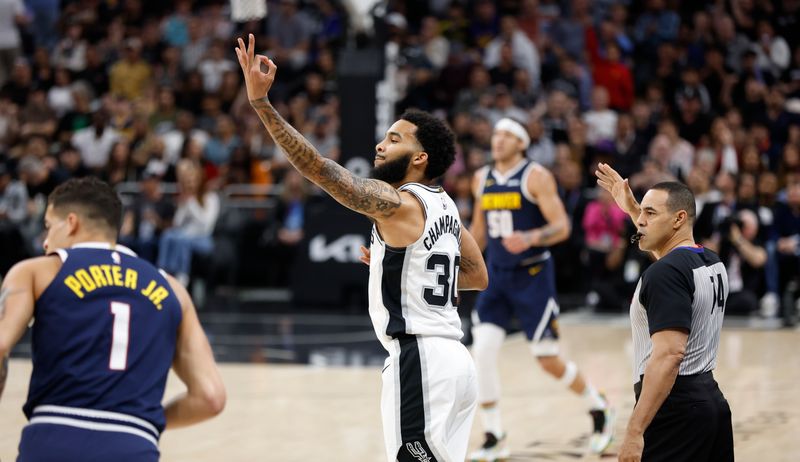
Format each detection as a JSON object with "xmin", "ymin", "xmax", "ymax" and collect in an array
[
  {"xmin": 48, "ymin": 177, "xmax": 122, "ymax": 235},
  {"xmin": 651, "ymin": 181, "xmax": 696, "ymax": 222},
  {"xmin": 399, "ymin": 110, "xmax": 456, "ymax": 180}
]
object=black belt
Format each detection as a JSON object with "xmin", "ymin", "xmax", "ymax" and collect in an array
[{"xmin": 634, "ymin": 371, "xmax": 714, "ymax": 399}]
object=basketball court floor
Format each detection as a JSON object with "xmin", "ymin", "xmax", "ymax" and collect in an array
[{"xmin": 1, "ymin": 314, "xmax": 798, "ymax": 461}]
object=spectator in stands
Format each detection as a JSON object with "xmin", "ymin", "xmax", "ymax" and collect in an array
[
  {"xmin": 0, "ymin": 0, "xmax": 26, "ymax": 87},
  {"xmin": 584, "ymin": 86, "xmax": 617, "ymax": 149},
  {"xmin": 484, "ymin": 16, "xmax": 540, "ymax": 90},
  {"xmin": 52, "ymin": 23, "xmax": 88, "ymax": 73},
  {"xmin": 583, "ymin": 187, "xmax": 629, "ymax": 311},
  {"xmin": 0, "ymin": 161, "xmax": 29, "ymax": 274},
  {"xmin": 586, "ymin": 27, "xmax": 634, "ymax": 111},
  {"xmin": 71, "ymin": 109, "xmax": 120, "ymax": 174},
  {"xmin": 19, "ymin": 87, "xmax": 57, "ymax": 139},
  {"xmin": 158, "ymin": 159, "xmax": 219, "ymax": 287},
  {"xmin": 198, "ymin": 40, "xmax": 236, "ymax": 93},
  {"xmin": 266, "ymin": 0, "xmax": 313, "ymax": 72},
  {"xmin": 0, "ymin": 58, "xmax": 31, "ymax": 106},
  {"xmin": 265, "ymin": 170, "xmax": 308, "ymax": 287},
  {"xmin": 120, "ymin": 167, "xmax": 175, "ymax": 263},
  {"xmin": 109, "ymin": 38, "xmax": 153, "ymax": 101},
  {"xmin": 774, "ymin": 180, "xmax": 800, "ymax": 321}
]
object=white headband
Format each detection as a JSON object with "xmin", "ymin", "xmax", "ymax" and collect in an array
[{"xmin": 494, "ymin": 118, "xmax": 530, "ymax": 150}]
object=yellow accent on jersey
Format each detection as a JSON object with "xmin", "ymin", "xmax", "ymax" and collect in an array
[{"xmin": 481, "ymin": 192, "xmax": 522, "ymax": 210}]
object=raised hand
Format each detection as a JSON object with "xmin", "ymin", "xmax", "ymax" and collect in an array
[
  {"xmin": 234, "ymin": 34, "xmax": 276, "ymax": 102},
  {"xmin": 595, "ymin": 163, "xmax": 639, "ymax": 217}
]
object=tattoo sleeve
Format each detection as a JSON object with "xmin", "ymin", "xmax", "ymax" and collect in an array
[{"xmin": 249, "ymin": 98, "xmax": 401, "ymax": 219}]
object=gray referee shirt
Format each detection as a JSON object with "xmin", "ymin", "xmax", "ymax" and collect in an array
[{"xmin": 630, "ymin": 246, "xmax": 729, "ymax": 383}]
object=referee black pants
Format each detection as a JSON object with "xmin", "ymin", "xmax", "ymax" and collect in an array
[{"xmin": 634, "ymin": 371, "xmax": 733, "ymax": 462}]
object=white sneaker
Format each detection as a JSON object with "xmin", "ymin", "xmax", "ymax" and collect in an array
[
  {"xmin": 469, "ymin": 432, "xmax": 510, "ymax": 461},
  {"xmin": 588, "ymin": 406, "xmax": 615, "ymax": 454}
]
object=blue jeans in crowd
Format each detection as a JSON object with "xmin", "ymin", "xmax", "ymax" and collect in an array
[{"xmin": 157, "ymin": 229, "xmax": 214, "ymax": 282}]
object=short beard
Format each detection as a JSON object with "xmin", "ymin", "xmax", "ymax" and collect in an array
[{"xmin": 371, "ymin": 153, "xmax": 412, "ymax": 184}]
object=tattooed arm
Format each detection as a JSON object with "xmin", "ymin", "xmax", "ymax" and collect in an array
[
  {"xmin": 249, "ymin": 98, "xmax": 403, "ymax": 219},
  {"xmin": 235, "ymin": 34, "xmax": 404, "ymax": 221},
  {"xmin": 458, "ymin": 228, "xmax": 488, "ymax": 291}
]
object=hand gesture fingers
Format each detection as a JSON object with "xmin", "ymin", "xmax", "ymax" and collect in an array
[{"xmin": 359, "ymin": 245, "xmax": 371, "ymax": 266}]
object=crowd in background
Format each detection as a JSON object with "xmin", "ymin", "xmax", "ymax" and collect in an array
[{"xmin": 0, "ymin": 0, "xmax": 799, "ymax": 319}]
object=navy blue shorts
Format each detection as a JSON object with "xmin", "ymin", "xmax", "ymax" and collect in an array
[
  {"xmin": 18, "ymin": 423, "xmax": 160, "ymax": 462},
  {"xmin": 474, "ymin": 258, "xmax": 560, "ymax": 354}
]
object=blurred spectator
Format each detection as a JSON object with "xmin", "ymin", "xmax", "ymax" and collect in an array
[
  {"xmin": 526, "ymin": 117, "xmax": 556, "ymax": 168},
  {"xmin": 586, "ymin": 27, "xmax": 634, "ymax": 111},
  {"xmin": 0, "ymin": 160, "xmax": 29, "ymax": 274},
  {"xmin": 161, "ymin": 110, "xmax": 209, "ymax": 165},
  {"xmin": 149, "ymin": 87, "xmax": 179, "ymax": 134},
  {"xmin": 633, "ymin": 0, "xmax": 680, "ymax": 52},
  {"xmin": 53, "ymin": 144, "xmax": 89, "ymax": 180},
  {"xmin": 484, "ymin": 16, "xmax": 540, "ymax": 90},
  {"xmin": 582, "ymin": 187, "xmax": 629, "ymax": 311},
  {"xmin": 752, "ymin": 20, "xmax": 791, "ymax": 79},
  {"xmin": 552, "ymin": 158, "xmax": 589, "ymax": 292},
  {"xmin": 46, "ymin": 68, "xmax": 75, "ymax": 117},
  {"xmin": 109, "ymin": 38, "xmax": 153, "ymax": 101},
  {"xmin": 103, "ymin": 140, "xmax": 138, "ymax": 186},
  {"xmin": 119, "ymin": 168, "xmax": 175, "ymax": 263},
  {"xmin": 264, "ymin": 169, "xmax": 308, "ymax": 286},
  {"xmin": 26, "ymin": 0, "xmax": 59, "ymax": 48},
  {"xmin": 52, "ymin": 23, "xmax": 88, "ymax": 73},
  {"xmin": 0, "ymin": 58, "xmax": 31, "ymax": 106},
  {"xmin": 181, "ymin": 17, "xmax": 210, "ymax": 72},
  {"xmin": 162, "ymin": 0, "xmax": 192, "ymax": 48},
  {"xmin": 774, "ymin": 180, "xmax": 800, "ymax": 319},
  {"xmin": 158, "ymin": 159, "xmax": 219, "ymax": 286},
  {"xmin": 583, "ymin": 86, "xmax": 617, "ymax": 148},
  {"xmin": 0, "ymin": 0, "xmax": 26, "ymax": 87},
  {"xmin": 418, "ymin": 16, "xmax": 449, "ymax": 71},
  {"xmin": 265, "ymin": 0, "xmax": 313, "ymax": 72},
  {"xmin": 488, "ymin": 41, "xmax": 518, "ymax": 89},
  {"xmin": 720, "ymin": 208, "xmax": 768, "ymax": 315},
  {"xmin": 198, "ymin": 40, "xmax": 236, "ymax": 93},
  {"xmin": 469, "ymin": 0, "xmax": 499, "ymax": 49},
  {"xmin": 19, "ymin": 87, "xmax": 57, "ymax": 139},
  {"xmin": 204, "ymin": 115, "xmax": 240, "ymax": 167},
  {"xmin": 71, "ymin": 110, "xmax": 120, "ymax": 173}
]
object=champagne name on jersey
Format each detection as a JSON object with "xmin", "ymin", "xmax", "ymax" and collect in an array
[
  {"xmin": 423, "ymin": 214, "xmax": 462, "ymax": 251},
  {"xmin": 63, "ymin": 264, "xmax": 170, "ymax": 310}
]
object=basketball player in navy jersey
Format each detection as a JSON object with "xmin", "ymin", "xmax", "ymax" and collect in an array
[
  {"xmin": 236, "ymin": 35, "xmax": 488, "ymax": 462},
  {"xmin": 468, "ymin": 118, "xmax": 614, "ymax": 460},
  {"xmin": 0, "ymin": 177, "xmax": 225, "ymax": 461}
]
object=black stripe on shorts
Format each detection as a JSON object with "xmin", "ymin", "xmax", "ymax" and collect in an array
[{"xmin": 396, "ymin": 335, "xmax": 439, "ymax": 462}]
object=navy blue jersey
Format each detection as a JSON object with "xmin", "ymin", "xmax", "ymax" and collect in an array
[
  {"xmin": 478, "ymin": 160, "xmax": 549, "ymax": 268},
  {"xmin": 23, "ymin": 243, "xmax": 182, "ymax": 434}
]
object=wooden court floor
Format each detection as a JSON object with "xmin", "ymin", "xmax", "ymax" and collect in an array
[{"xmin": 1, "ymin": 322, "xmax": 798, "ymax": 461}]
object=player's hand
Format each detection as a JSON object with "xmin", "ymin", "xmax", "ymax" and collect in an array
[
  {"xmin": 235, "ymin": 33, "xmax": 277, "ymax": 102},
  {"xmin": 618, "ymin": 431, "xmax": 644, "ymax": 462},
  {"xmin": 502, "ymin": 231, "xmax": 534, "ymax": 254},
  {"xmin": 595, "ymin": 163, "xmax": 638, "ymax": 215},
  {"xmin": 359, "ymin": 245, "xmax": 371, "ymax": 266}
]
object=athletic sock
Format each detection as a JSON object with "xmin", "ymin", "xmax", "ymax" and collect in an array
[
  {"xmin": 583, "ymin": 383, "xmax": 607, "ymax": 411},
  {"xmin": 480, "ymin": 404, "xmax": 503, "ymax": 438}
]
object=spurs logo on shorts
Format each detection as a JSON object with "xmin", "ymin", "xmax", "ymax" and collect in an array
[{"xmin": 406, "ymin": 441, "xmax": 433, "ymax": 462}]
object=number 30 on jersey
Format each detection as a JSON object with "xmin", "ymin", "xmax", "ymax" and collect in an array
[{"xmin": 423, "ymin": 253, "xmax": 461, "ymax": 308}]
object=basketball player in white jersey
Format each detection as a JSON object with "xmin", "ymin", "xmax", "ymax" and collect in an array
[{"xmin": 236, "ymin": 35, "xmax": 488, "ymax": 462}]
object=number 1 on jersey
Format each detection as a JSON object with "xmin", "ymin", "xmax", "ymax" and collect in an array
[{"xmin": 109, "ymin": 302, "xmax": 131, "ymax": 371}]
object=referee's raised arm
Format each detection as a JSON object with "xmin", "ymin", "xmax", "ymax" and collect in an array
[{"xmin": 593, "ymin": 168, "xmax": 734, "ymax": 462}]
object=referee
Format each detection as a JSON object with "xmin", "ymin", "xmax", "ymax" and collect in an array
[{"xmin": 596, "ymin": 163, "xmax": 733, "ymax": 462}]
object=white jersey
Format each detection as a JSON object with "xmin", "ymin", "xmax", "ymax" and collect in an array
[{"xmin": 368, "ymin": 182, "xmax": 464, "ymax": 350}]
